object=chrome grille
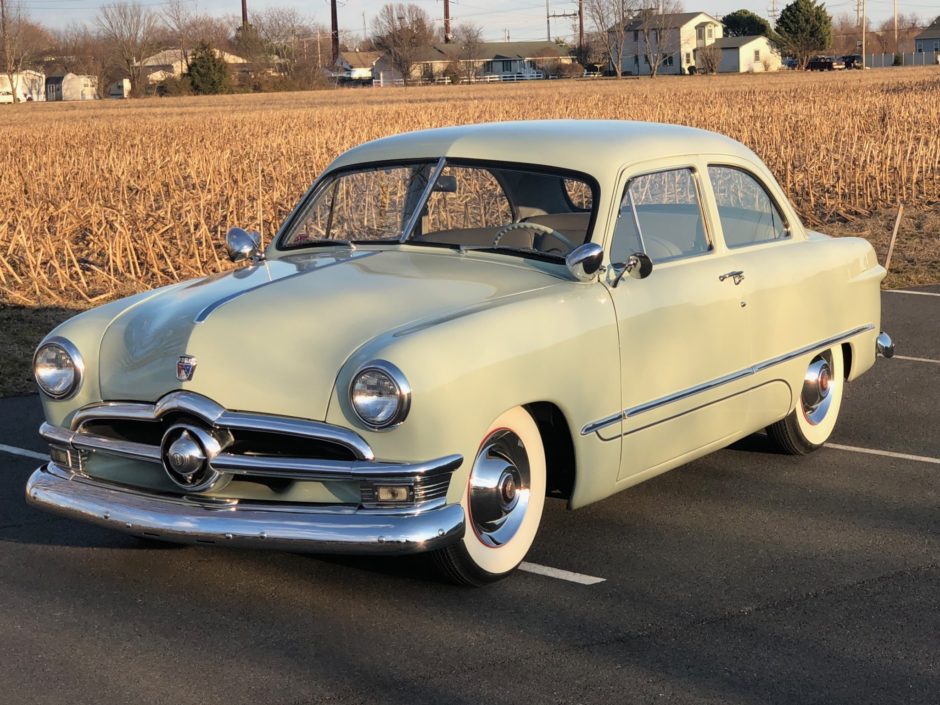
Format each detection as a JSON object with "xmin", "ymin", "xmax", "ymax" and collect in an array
[{"xmin": 42, "ymin": 391, "xmax": 462, "ymax": 511}]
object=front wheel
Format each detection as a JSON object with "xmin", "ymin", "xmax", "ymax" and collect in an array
[
  {"xmin": 432, "ymin": 406, "xmax": 546, "ymax": 586},
  {"xmin": 767, "ymin": 346, "xmax": 844, "ymax": 454}
]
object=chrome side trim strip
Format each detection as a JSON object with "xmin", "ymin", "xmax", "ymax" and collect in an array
[
  {"xmin": 579, "ymin": 412, "xmax": 624, "ymax": 437},
  {"xmin": 26, "ymin": 464, "xmax": 465, "ymax": 555},
  {"xmin": 580, "ymin": 324, "xmax": 875, "ymax": 436}
]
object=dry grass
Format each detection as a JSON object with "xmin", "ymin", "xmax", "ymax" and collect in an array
[
  {"xmin": 1, "ymin": 70, "xmax": 939, "ymax": 396},
  {"xmin": 1, "ymin": 68, "xmax": 938, "ymax": 308}
]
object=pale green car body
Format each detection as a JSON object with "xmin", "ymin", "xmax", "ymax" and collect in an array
[{"xmin": 26, "ymin": 121, "xmax": 888, "ymax": 572}]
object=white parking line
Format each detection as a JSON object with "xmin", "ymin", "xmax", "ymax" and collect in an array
[
  {"xmin": 885, "ymin": 289, "xmax": 940, "ymax": 297},
  {"xmin": 0, "ymin": 444, "xmax": 47, "ymax": 461},
  {"xmin": 519, "ymin": 562, "xmax": 606, "ymax": 585},
  {"xmin": 894, "ymin": 355, "xmax": 940, "ymax": 365},
  {"xmin": 825, "ymin": 443, "xmax": 940, "ymax": 466}
]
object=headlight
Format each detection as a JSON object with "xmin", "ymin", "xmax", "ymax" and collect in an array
[
  {"xmin": 350, "ymin": 360, "xmax": 411, "ymax": 429},
  {"xmin": 33, "ymin": 338, "xmax": 83, "ymax": 399}
]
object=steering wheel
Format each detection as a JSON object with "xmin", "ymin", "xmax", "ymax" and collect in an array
[{"xmin": 492, "ymin": 222, "xmax": 576, "ymax": 253}]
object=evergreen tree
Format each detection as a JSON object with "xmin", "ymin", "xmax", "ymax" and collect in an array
[
  {"xmin": 722, "ymin": 9, "xmax": 772, "ymax": 37},
  {"xmin": 775, "ymin": 0, "xmax": 832, "ymax": 69},
  {"xmin": 186, "ymin": 41, "xmax": 229, "ymax": 94}
]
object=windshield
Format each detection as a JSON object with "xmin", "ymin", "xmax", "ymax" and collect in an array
[{"xmin": 279, "ymin": 159, "xmax": 598, "ymax": 259}]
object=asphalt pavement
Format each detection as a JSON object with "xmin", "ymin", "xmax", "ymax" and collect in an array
[{"xmin": 0, "ymin": 288, "xmax": 937, "ymax": 705}]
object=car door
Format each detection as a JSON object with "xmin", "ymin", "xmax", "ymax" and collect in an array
[{"xmin": 601, "ymin": 163, "xmax": 756, "ymax": 483}]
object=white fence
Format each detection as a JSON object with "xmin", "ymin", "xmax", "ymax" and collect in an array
[{"xmin": 864, "ymin": 51, "xmax": 940, "ymax": 68}]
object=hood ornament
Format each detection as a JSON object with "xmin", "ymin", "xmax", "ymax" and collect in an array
[{"xmin": 176, "ymin": 355, "xmax": 197, "ymax": 381}]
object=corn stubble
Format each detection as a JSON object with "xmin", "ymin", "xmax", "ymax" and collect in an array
[{"xmin": 1, "ymin": 69, "xmax": 938, "ymax": 306}]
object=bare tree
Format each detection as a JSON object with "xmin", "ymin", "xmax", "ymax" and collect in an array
[
  {"xmin": 695, "ymin": 43, "xmax": 720, "ymax": 73},
  {"xmin": 1, "ymin": 0, "xmax": 49, "ymax": 102},
  {"xmin": 253, "ymin": 7, "xmax": 314, "ymax": 77},
  {"xmin": 162, "ymin": 0, "xmax": 196, "ymax": 71},
  {"xmin": 452, "ymin": 21, "xmax": 482, "ymax": 81},
  {"xmin": 636, "ymin": 1, "xmax": 684, "ymax": 78},
  {"xmin": 584, "ymin": 0, "xmax": 637, "ymax": 78},
  {"xmin": 97, "ymin": 2, "xmax": 160, "ymax": 97},
  {"xmin": 371, "ymin": 3, "xmax": 435, "ymax": 83}
]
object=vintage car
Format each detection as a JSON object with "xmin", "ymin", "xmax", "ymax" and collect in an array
[{"xmin": 26, "ymin": 121, "xmax": 894, "ymax": 585}]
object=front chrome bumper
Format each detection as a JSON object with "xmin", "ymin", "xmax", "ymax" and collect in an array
[{"xmin": 26, "ymin": 463, "xmax": 465, "ymax": 555}]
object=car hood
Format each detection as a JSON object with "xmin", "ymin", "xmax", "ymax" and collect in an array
[{"xmin": 98, "ymin": 247, "xmax": 560, "ymax": 420}]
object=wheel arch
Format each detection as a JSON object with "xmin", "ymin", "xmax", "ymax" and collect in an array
[{"xmin": 524, "ymin": 401, "xmax": 576, "ymax": 504}]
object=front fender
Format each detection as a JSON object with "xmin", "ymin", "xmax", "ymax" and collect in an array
[{"xmin": 325, "ymin": 282, "xmax": 623, "ymax": 508}]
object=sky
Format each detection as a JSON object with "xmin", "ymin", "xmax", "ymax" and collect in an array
[{"xmin": 22, "ymin": 0, "xmax": 936, "ymax": 38}]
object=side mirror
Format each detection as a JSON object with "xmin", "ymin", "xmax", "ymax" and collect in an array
[
  {"xmin": 610, "ymin": 252, "xmax": 653, "ymax": 287},
  {"xmin": 565, "ymin": 242, "xmax": 604, "ymax": 282},
  {"xmin": 432, "ymin": 174, "xmax": 458, "ymax": 193},
  {"xmin": 226, "ymin": 228, "xmax": 262, "ymax": 263}
]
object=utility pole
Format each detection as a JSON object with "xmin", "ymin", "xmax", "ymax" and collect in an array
[
  {"xmin": 546, "ymin": 0, "xmax": 551, "ymax": 41},
  {"xmin": 578, "ymin": 0, "xmax": 584, "ymax": 57},
  {"xmin": 241, "ymin": 0, "xmax": 248, "ymax": 29},
  {"xmin": 861, "ymin": 0, "xmax": 866, "ymax": 67},
  {"xmin": 768, "ymin": 0, "xmax": 778, "ymax": 25},
  {"xmin": 444, "ymin": 0, "xmax": 452, "ymax": 43},
  {"xmin": 330, "ymin": 0, "xmax": 339, "ymax": 64},
  {"xmin": 362, "ymin": 12, "xmax": 367, "ymax": 49},
  {"xmin": 893, "ymin": 0, "xmax": 898, "ymax": 53}
]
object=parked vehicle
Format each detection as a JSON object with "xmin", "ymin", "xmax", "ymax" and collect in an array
[
  {"xmin": 808, "ymin": 56, "xmax": 846, "ymax": 71},
  {"xmin": 842, "ymin": 54, "xmax": 864, "ymax": 69},
  {"xmin": 27, "ymin": 121, "xmax": 894, "ymax": 585}
]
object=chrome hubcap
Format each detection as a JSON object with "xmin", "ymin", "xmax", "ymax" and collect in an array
[
  {"xmin": 801, "ymin": 353, "xmax": 836, "ymax": 426},
  {"xmin": 468, "ymin": 430, "xmax": 530, "ymax": 548}
]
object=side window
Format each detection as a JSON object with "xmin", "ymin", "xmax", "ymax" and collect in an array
[
  {"xmin": 611, "ymin": 168, "xmax": 710, "ymax": 263},
  {"xmin": 707, "ymin": 166, "xmax": 789, "ymax": 248}
]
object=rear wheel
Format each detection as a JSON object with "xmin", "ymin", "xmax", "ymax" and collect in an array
[
  {"xmin": 432, "ymin": 406, "xmax": 546, "ymax": 586},
  {"xmin": 767, "ymin": 346, "xmax": 844, "ymax": 455}
]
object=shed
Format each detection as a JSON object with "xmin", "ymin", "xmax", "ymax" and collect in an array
[
  {"xmin": 46, "ymin": 73, "xmax": 98, "ymax": 101},
  {"xmin": 714, "ymin": 35, "xmax": 780, "ymax": 73}
]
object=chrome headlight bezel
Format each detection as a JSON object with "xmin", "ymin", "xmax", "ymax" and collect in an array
[
  {"xmin": 349, "ymin": 360, "xmax": 411, "ymax": 430},
  {"xmin": 33, "ymin": 337, "xmax": 84, "ymax": 400}
]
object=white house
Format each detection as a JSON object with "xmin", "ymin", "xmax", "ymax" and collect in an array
[
  {"xmin": 914, "ymin": 17, "xmax": 940, "ymax": 54},
  {"xmin": 335, "ymin": 51, "xmax": 383, "ymax": 82},
  {"xmin": 715, "ymin": 35, "xmax": 781, "ymax": 72},
  {"xmin": 0, "ymin": 70, "xmax": 46, "ymax": 103},
  {"xmin": 140, "ymin": 48, "xmax": 247, "ymax": 84},
  {"xmin": 616, "ymin": 12, "xmax": 780, "ymax": 75},
  {"xmin": 619, "ymin": 12, "xmax": 724, "ymax": 75},
  {"xmin": 45, "ymin": 73, "xmax": 98, "ymax": 101}
]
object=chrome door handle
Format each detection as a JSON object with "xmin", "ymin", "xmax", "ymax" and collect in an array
[{"xmin": 719, "ymin": 270, "xmax": 745, "ymax": 285}]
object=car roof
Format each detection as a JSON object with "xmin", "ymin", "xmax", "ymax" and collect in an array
[{"xmin": 327, "ymin": 120, "xmax": 758, "ymax": 178}]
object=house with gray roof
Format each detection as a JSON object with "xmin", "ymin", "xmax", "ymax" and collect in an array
[
  {"xmin": 373, "ymin": 41, "xmax": 572, "ymax": 84},
  {"xmin": 914, "ymin": 17, "xmax": 940, "ymax": 54}
]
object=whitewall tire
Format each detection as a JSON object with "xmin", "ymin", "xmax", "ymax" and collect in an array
[
  {"xmin": 433, "ymin": 406, "xmax": 546, "ymax": 586},
  {"xmin": 767, "ymin": 346, "xmax": 844, "ymax": 454}
]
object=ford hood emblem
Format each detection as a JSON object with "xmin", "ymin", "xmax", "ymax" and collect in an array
[{"xmin": 176, "ymin": 355, "xmax": 197, "ymax": 381}]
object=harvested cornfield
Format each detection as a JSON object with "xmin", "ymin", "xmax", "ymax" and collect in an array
[{"xmin": 1, "ymin": 68, "xmax": 939, "ymax": 307}]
